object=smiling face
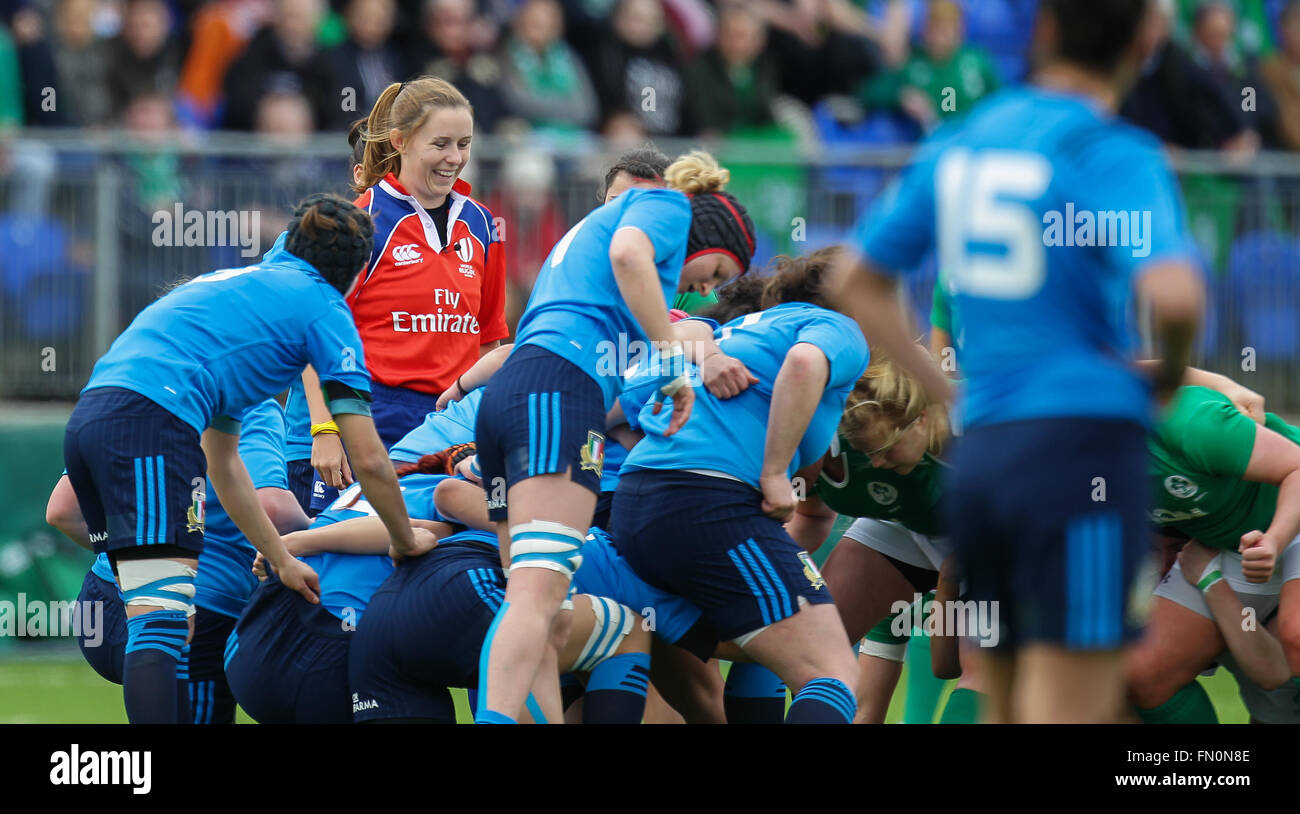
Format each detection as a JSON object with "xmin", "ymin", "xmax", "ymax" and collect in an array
[
  {"xmin": 678, "ymin": 252, "xmax": 742, "ymax": 297},
  {"xmin": 391, "ymin": 106, "xmax": 473, "ymax": 208}
]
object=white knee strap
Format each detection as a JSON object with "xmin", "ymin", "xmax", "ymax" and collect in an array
[
  {"xmin": 572, "ymin": 595, "xmax": 635, "ymax": 673},
  {"xmin": 858, "ymin": 637, "xmax": 906, "ymax": 663},
  {"xmin": 509, "ymin": 520, "xmax": 586, "ymax": 578},
  {"xmin": 117, "ymin": 558, "xmax": 197, "ymax": 617}
]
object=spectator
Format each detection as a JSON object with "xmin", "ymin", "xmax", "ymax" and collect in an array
[
  {"xmin": 50, "ymin": 0, "xmax": 112, "ymax": 126},
  {"xmin": 8, "ymin": 5, "xmax": 63, "ymax": 126},
  {"xmin": 176, "ymin": 0, "xmax": 272, "ymax": 129},
  {"xmin": 330, "ymin": 0, "xmax": 404, "ymax": 115},
  {"xmin": 248, "ymin": 90, "xmax": 333, "ymax": 242},
  {"xmin": 412, "ymin": 0, "xmax": 507, "ymax": 133},
  {"xmin": 1191, "ymin": 0, "xmax": 1278, "ymax": 146},
  {"xmin": 106, "ymin": 0, "xmax": 183, "ymax": 120},
  {"xmin": 754, "ymin": 0, "xmax": 884, "ymax": 104},
  {"xmin": 122, "ymin": 91, "xmax": 182, "ymax": 212},
  {"xmin": 499, "ymin": 0, "xmax": 599, "ymax": 132},
  {"xmin": 221, "ymin": 0, "xmax": 344, "ymax": 131},
  {"xmin": 484, "ymin": 147, "xmax": 566, "ymax": 329},
  {"xmin": 859, "ymin": 0, "xmax": 999, "ymax": 131},
  {"xmin": 683, "ymin": 1, "xmax": 781, "ymax": 136},
  {"xmin": 587, "ymin": 0, "xmax": 688, "ymax": 135},
  {"xmin": 1120, "ymin": 0, "xmax": 1258, "ymax": 152},
  {"xmin": 1175, "ymin": 0, "xmax": 1276, "ymax": 58},
  {"xmin": 1260, "ymin": 0, "xmax": 1300, "ymax": 150}
]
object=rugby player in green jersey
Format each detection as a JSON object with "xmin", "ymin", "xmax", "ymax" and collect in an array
[{"xmin": 1128, "ymin": 386, "xmax": 1300, "ymax": 723}]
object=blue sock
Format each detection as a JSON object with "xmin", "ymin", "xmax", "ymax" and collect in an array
[
  {"xmin": 786, "ymin": 677, "xmax": 856, "ymax": 724},
  {"xmin": 560, "ymin": 672, "xmax": 586, "ymax": 711},
  {"xmin": 466, "ymin": 688, "xmax": 479, "ymax": 719},
  {"xmin": 583, "ymin": 653, "xmax": 651, "ymax": 724},
  {"xmin": 123, "ymin": 611, "xmax": 189, "ymax": 724},
  {"xmin": 724, "ymin": 662, "xmax": 787, "ymax": 724},
  {"xmin": 176, "ymin": 645, "xmax": 192, "ymax": 724},
  {"xmin": 476, "ymin": 710, "xmax": 517, "ymax": 724}
]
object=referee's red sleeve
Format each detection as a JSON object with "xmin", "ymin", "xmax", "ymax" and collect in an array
[{"xmin": 479, "ymin": 216, "xmax": 509, "ymax": 344}]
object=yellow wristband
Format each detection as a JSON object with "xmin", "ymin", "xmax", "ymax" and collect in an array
[{"xmin": 310, "ymin": 421, "xmax": 340, "ymax": 437}]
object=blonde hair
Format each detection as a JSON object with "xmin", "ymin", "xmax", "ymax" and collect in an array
[
  {"xmin": 839, "ymin": 348, "xmax": 950, "ymax": 456},
  {"xmin": 664, "ymin": 150, "xmax": 730, "ymax": 195},
  {"xmin": 356, "ymin": 77, "xmax": 472, "ymax": 193}
]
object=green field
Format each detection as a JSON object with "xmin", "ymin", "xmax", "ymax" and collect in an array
[{"xmin": 0, "ymin": 651, "xmax": 1250, "ymax": 724}]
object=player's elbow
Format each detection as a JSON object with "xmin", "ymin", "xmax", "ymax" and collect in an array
[
  {"xmin": 259, "ymin": 488, "xmax": 308, "ymax": 535},
  {"xmin": 782, "ymin": 343, "xmax": 830, "ymax": 383}
]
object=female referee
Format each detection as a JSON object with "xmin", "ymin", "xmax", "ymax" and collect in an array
[
  {"xmin": 302, "ymin": 76, "xmax": 508, "ymax": 509},
  {"xmin": 473, "ymin": 150, "xmax": 756, "ymax": 724}
]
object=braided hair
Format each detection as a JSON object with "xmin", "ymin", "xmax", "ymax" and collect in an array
[{"xmin": 285, "ymin": 193, "xmax": 374, "ymax": 294}]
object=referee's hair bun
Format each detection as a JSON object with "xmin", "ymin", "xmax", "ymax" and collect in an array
[{"xmin": 286, "ymin": 193, "xmax": 375, "ymax": 293}]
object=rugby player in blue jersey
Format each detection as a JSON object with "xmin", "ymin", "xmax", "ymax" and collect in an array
[
  {"xmin": 613, "ymin": 259, "xmax": 870, "ymax": 724},
  {"xmin": 832, "ymin": 0, "xmax": 1205, "ymax": 722},
  {"xmin": 473, "ymin": 151, "xmax": 756, "ymax": 724},
  {"xmin": 62, "ymin": 194, "xmax": 426, "ymax": 723}
]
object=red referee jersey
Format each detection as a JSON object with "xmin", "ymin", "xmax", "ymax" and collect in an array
[{"xmin": 350, "ymin": 173, "xmax": 508, "ymax": 394}]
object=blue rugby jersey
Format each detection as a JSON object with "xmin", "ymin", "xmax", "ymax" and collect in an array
[
  {"xmin": 513, "ymin": 187, "xmax": 691, "ymax": 411},
  {"xmin": 84, "ymin": 235, "xmax": 371, "ymax": 435},
  {"xmin": 852, "ymin": 85, "xmax": 1196, "ymax": 430},
  {"xmin": 621, "ymin": 303, "xmax": 868, "ymax": 487},
  {"xmin": 196, "ymin": 399, "xmax": 289, "ymax": 618},
  {"xmin": 299, "ymin": 473, "xmax": 447, "ymax": 621}
]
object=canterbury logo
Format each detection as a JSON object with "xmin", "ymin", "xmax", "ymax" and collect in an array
[{"xmin": 392, "ymin": 244, "xmax": 422, "ymax": 264}]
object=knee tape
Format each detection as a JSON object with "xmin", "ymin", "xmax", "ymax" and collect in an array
[
  {"xmin": 572, "ymin": 595, "xmax": 636, "ymax": 673},
  {"xmin": 117, "ymin": 558, "xmax": 197, "ymax": 617},
  {"xmin": 508, "ymin": 521, "xmax": 585, "ymax": 578}
]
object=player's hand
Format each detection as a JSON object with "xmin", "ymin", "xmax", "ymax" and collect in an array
[
  {"xmin": 657, "ymin": 382, "xmax": 695, "ymax": 436},
  {"xmin": 700, "ymin": 351, "xmax": 758, "ymax": 399},
  {"xmin": 1223, "ymin": 382, "xmax": 1265, "ymax": 425},
  {"xmin": 1178, "ymin": 539, "xmax": 1217, "ymax": 586},
  {"xmin": 277, "ymin": 557, "xmax": 321, "ymax": 604},
  {"xmin": 436, "ymin": 380, "xmax": 465, "ymax": 411},
  {"xmin": 1239, "ymin": 530, "xmax": 1278, "ymax": 583},
  {"xmin": 456, "ymin": 454, "xmax": 482, "ymax": 485},
  {"xmin": 391, "ymin": 526, "xmax": 439, "ymax": 565},
  {"xmin": 252, "ymin": 553, "xmax": 268, "ymax": 581},
  {"xmin": 312, "ymin": 433, "xmax": 353, "ymax": 489},
  {"xmin": 760, "ymin": 471, "xmax": 796, "ymax": 522}
]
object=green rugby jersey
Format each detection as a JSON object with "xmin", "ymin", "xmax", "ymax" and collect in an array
[
  {"xmin": 1148, "ymin": 386, "xmax": 1300, "ymax": 551},
  {"xmin": 813, "ymin": 434, "xmax": 947, "ymax": 536}
]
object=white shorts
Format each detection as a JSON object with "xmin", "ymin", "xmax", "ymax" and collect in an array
[
  {"xmin": 1215, "ymin": 650, "xmax": 1300, "ymax": 724},
  {"xmin": 842, "ymin": 517, "xmax": 951, "ymax": 573},
  {"xmin": 1152, "ymin": 537, "xmax": 1300, "ymax": 621}
]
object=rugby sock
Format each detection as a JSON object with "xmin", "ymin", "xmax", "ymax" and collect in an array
[
  {"xmin": 903, "ymin": 631, "xmax": 947, "ymax": 724},
  {"xmin": 786, "ymin": 677, "xmax": 857, "ymax": 724},
  {"xmin": 123, "ymin": 611, "xmax": 189, "ymax": 724},
  {"xmin": 176, "ymin": 645, "xmax": 192, "ymax": 724},
  {"xmin": 937, "ymin": 687, "xmax": 982, "ymax": 724},
  {"xmin": 1137, "ymin": 681, "xmax": 1219, "ymax": 724},
  {"xmin": 476, "ymin": 710, "xmax": 517, "ymax": 725},
  {"xmin": 724, "ymin": 662, "xmax": 788, "ymax": 724},
  {"xmin": 466, "ymin": 688, "xmax": 479, "ymax": 718},
  {"xmin": 583, "ymin": 653, "xmax": 651, "ymax": 724}
]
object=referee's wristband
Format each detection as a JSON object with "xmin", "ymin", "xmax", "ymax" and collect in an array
[
  {"xmin": 1196, "ymin": 554, "xmax": 1225, "ymax": 593},
  {"xmin": 311, "ymin": 420, "xmax": 340, "ymax": 437}
]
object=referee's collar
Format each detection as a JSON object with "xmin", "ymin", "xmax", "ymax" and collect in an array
[{"xmin": 381, "ymin": 172, "xmax": 473, "ymax": 199}]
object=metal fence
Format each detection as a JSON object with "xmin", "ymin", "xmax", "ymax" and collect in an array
[{"xmin": 1, "ymin": 130, "xmax": 1298, "ymax": 408}]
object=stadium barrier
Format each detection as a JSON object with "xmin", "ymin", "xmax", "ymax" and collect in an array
[{"xmin": 0, "ymin": 130, "xmax": 1297, "ymax": 408}]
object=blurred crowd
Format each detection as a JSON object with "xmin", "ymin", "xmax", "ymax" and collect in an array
[{"xmin": 0, "ymin": 0, "xmax": 1297, "ymax": 153}]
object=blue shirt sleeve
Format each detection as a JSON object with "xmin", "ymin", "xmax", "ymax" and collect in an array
[
  {"xmin": 306, "ymin": 300, "xmax": 372, "ymax": 412},
  {"xmin": 851, "ymin": 135, "xmax": 946, "ymax": 276},
  {"xmin": 615, "ymin": 189, "xmax": 692, "ymax": 266},
  {"xmin": 795, "ymin": 312, "xmax": 870, "ymax": 390},
  {"xmin": 238, "ymin": 402, "xmax": 289, "ymax": 490}
]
